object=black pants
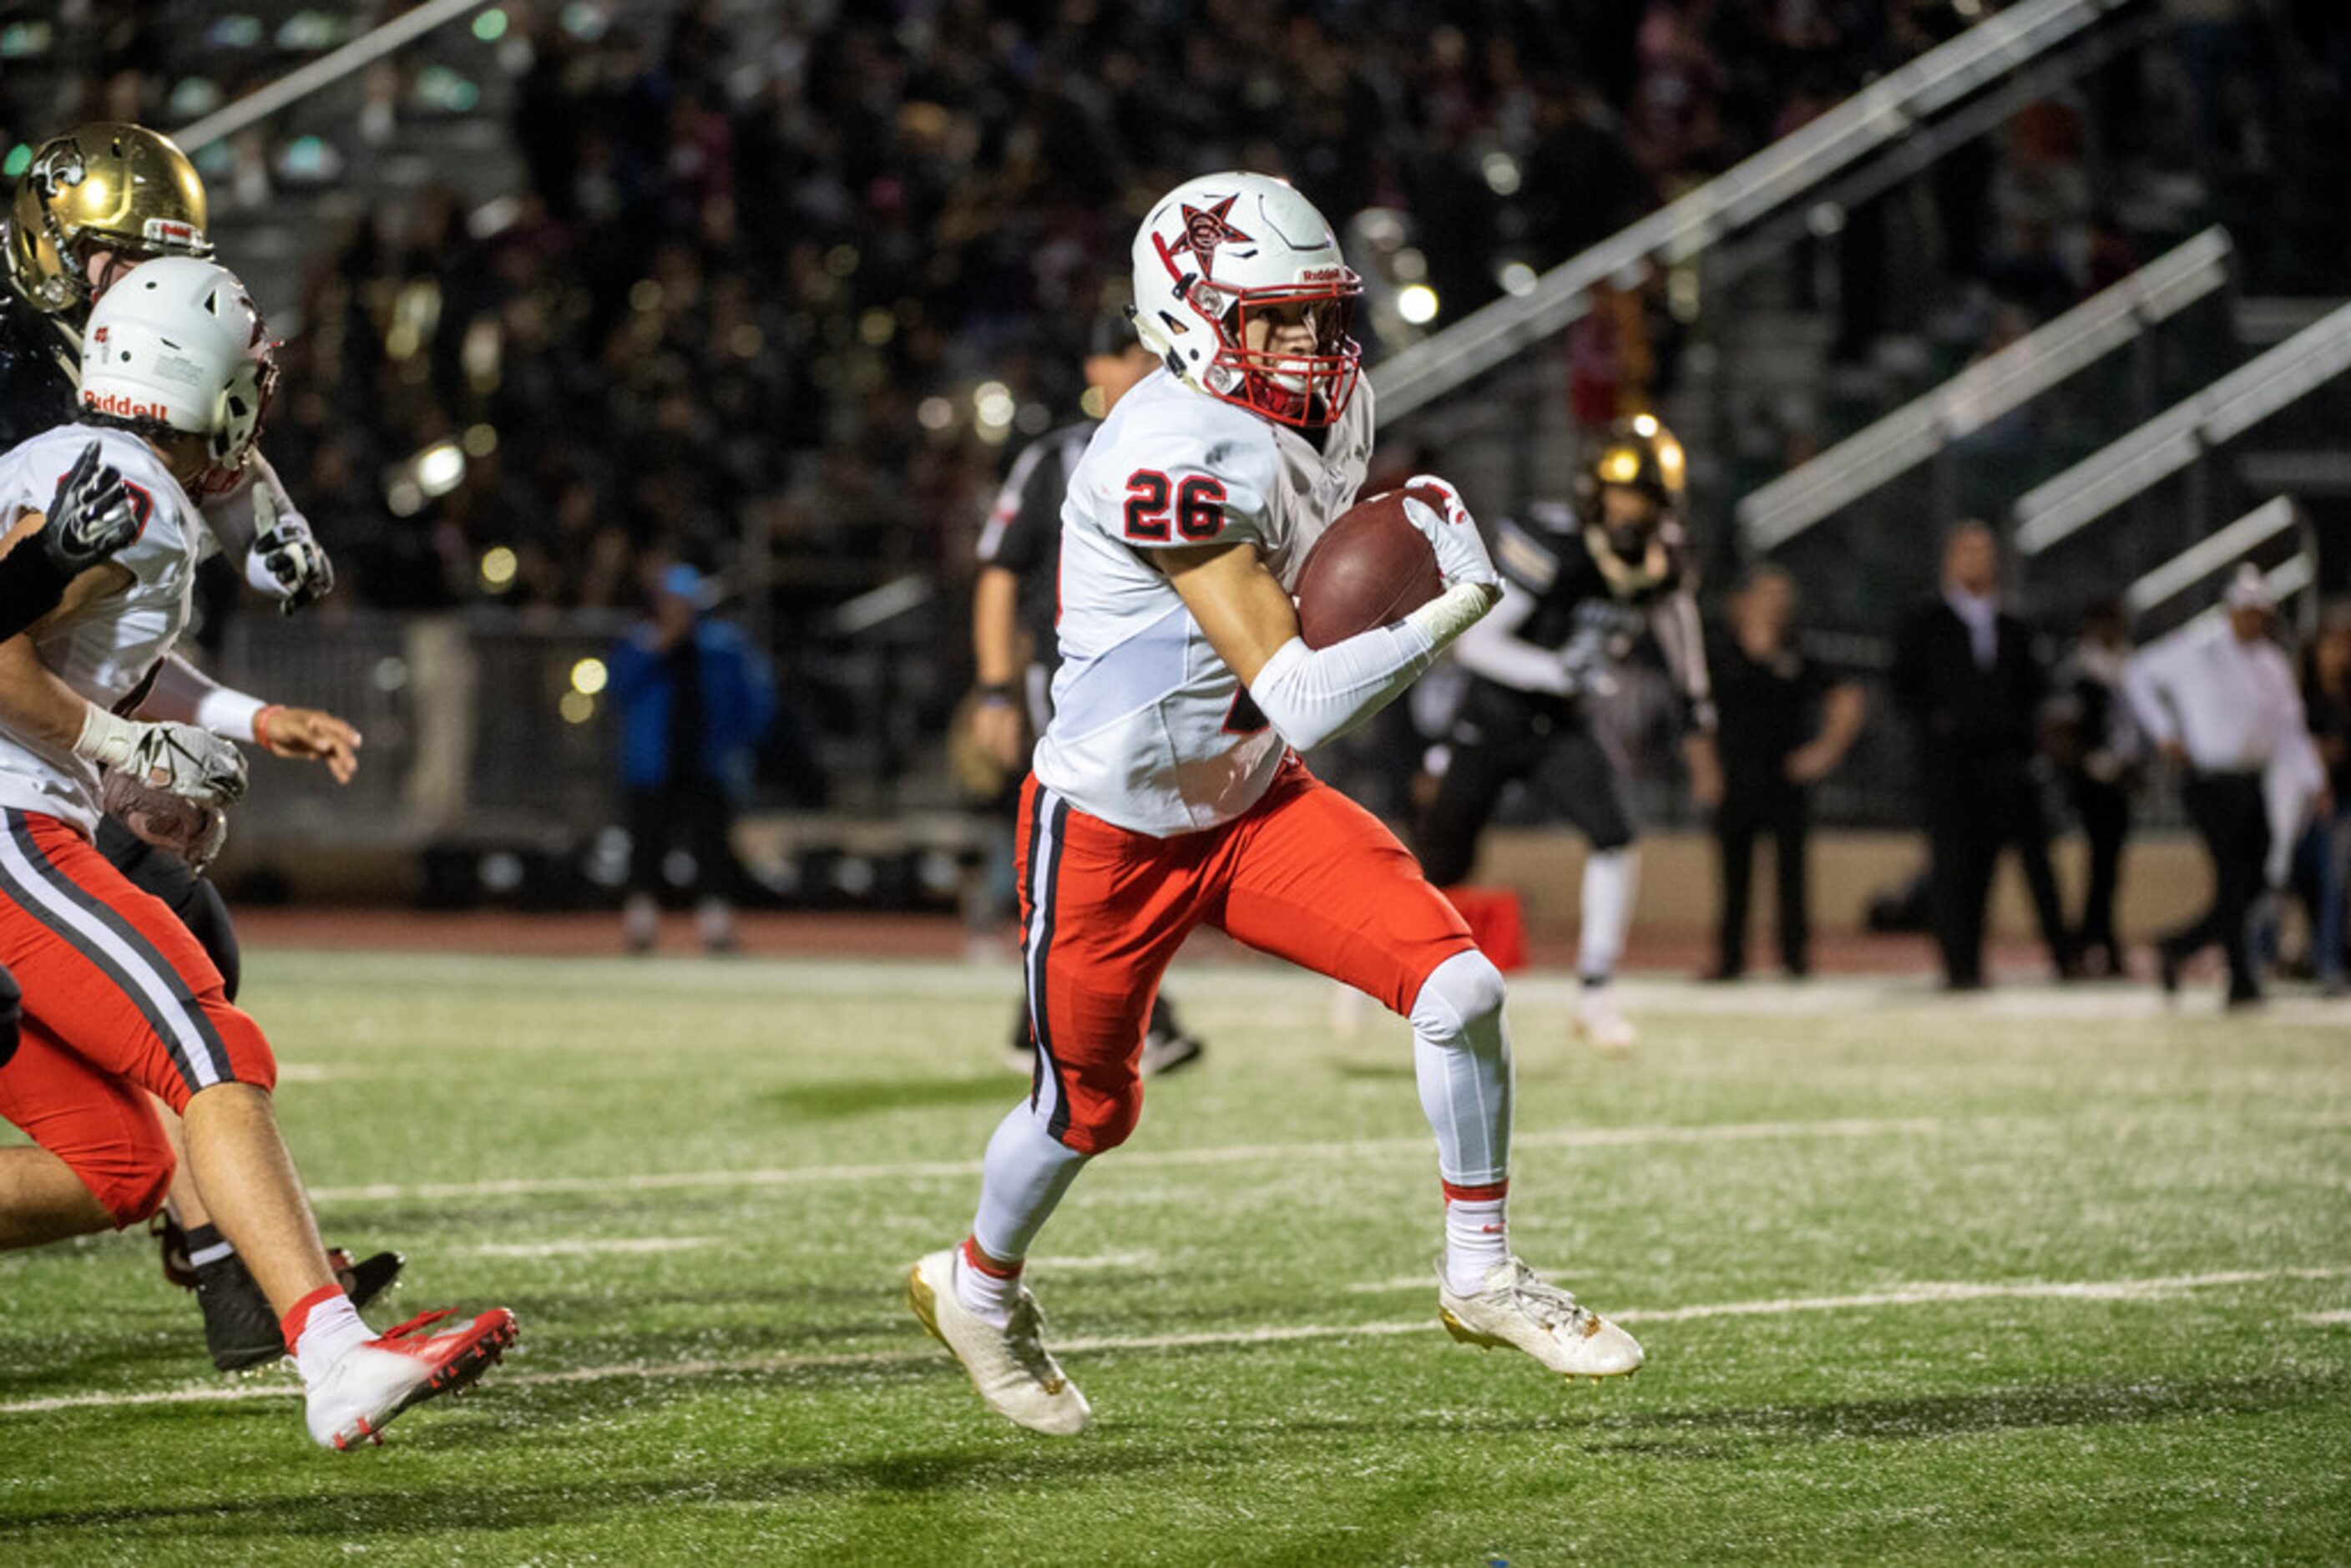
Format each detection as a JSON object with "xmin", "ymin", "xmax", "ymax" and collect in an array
[
  {"xmin": 2166, "ymin": 771, "xmax": 2269, "ymax": 1001},
  {"xmin": 1418, "ymin": 716, "xmax": 1633, "ymax": 887},
  {"xmin": 1923, "ymin": 766, "xmax": 2070, "ymax": 987},
  {"xmin": 625, "ymin": 779, "xmax": 741, "ymax": 901},
  {"xmin": 98, "ymin": 815, "xmax": 241, "ymax": 1001},
  {"xmin": 2066, "ymin": 774, "xmax": 2131, "ymax": 964},
  {"xmin": 1715, "ymin": 776, "xmax": 1809, "ymax": 975}
]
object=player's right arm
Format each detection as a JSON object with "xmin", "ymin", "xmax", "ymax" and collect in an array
[
  {"xmin": 0, "ymin": 505, "xmax": 245, "ymax": 805},
  {"xmin": 971, "ymin": 564, "xmax": 1025, "ymax": 767}
]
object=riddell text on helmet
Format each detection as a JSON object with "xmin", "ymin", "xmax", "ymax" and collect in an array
[{"xmin": 82, "ymin": 390, "xmax": 169, "ymax": 421}]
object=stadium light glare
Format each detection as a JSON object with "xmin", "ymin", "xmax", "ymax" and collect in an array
[
  {"xmin": 917, "ymin": 397, "xmax": 955, "ymax": 431},
  {"xmin": 416, "ymin": 441, "xmax": 466, "ymax": 497},
  {"xmin": 480, "ymin": 546, "xmax": 518, "ymax": 592},
  {"xmin": 1, "ymin": 144, "xmax": 28, "ymax": 180},
  {"xmin": 570, "ymin": 658, "xmax": 609, "ymax": 696},
  {"xmin": 473, "ymin": 7, "xmax": 508, "ymax": 41},
  {"xmin": 559, "ymin": 691, "xmax": 596, "ymax": 725},
  {"xmin": 1480, "ymin": 152, "xmax": 1521, "ymax": 197},
  {"xmin": 973, "ymin": 382, "xmax": 1016, "ymax": 428},
  {"xmin": 1499, "ymin": 262, "xmax": 1538, "ymax": 297},
  {"xmin": 1397, "ymin": 286, "xmax": 1440, "ymax": 326}
]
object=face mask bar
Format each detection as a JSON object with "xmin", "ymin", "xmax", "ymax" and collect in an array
[{"xmin": 1194, "ymin": 280, "xmax": 1364, "ymax": 428}]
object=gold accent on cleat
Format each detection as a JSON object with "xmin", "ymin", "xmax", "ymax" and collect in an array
[
  {"xmin": 907, "ymin": 1265, "xmax": 948, "ymax": 1346},
  {"xmin": 1439, "ymin": 1307, "xmax": 1508, "ymax": 1350}
]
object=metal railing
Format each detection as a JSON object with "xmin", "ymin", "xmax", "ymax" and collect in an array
[
  {"xmin": 2013, "ymin": 298, "xmax": 2351, "ymax": 554},
  {"xmin": 2124, "ymin": 495, "xmax": 2319, "ymax": 637},
  {"xmin": 1372, "ymin": 0, "xmax": 2141, "ymax": 425},
  {"xmin": 1738, "ymin": 229, "xmax": 2234, "ymax": 552},
  {"xmin": 172, "ymin": 0, "xmax": 497, "ymax": 154}
]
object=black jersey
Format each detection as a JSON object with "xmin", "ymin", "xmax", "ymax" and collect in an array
[
  {"xmin": 975, "ymin": 420, "xmax": 1095, "ymax": 677},
  {"xmin": 1456, "ymin": 498, "xmax": 1711, "ymax": 734},
  {"xmin": 0, "ymin": 290, "xmax": 84, "ymax": 453}
]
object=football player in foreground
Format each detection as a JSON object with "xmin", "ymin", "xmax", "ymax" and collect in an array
[
  {"xmin": 908, "ymin": 174, "xmax": 1642, "ymax": 1435},
  {"xmin": 1415, "ymin": 416, "xmax": 1717, "ymax": 1050},
  {"xmin": 1, "ymin": 123, "xmax": 397, "ymax": 1370},
  {"xmin": 0, "ymin": 258, "xmax": 516, "ymax": 1449}
]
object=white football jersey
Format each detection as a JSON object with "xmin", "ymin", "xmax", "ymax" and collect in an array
[
  {"xmin": 0, "ymin": 423, "xmax": 210, "ymax": 834},
  {"xmin": 1032, "ymin": 368, "xmax": 1374, "ymax": 835}
]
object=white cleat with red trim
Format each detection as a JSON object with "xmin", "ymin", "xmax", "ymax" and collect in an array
[
  {"xmin": 1438, "ymin": 1257, "xmax": 1644, "ymax": 1382},
  {"xmin": 907, "ymin": 1249, "xmax": 1091, "ymax": 1435},
  {"xmin": 304, "ymin": 1306, "xmax": 519, "ymax": 1450},
  {"xmin": 1574, "ymin": 984, "xmax": 1638, "ymax": 1053}
]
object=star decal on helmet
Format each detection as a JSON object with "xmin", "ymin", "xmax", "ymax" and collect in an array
[{"xmin": 1169, "ymin": 195, "xmax": 1253, "ymax": 276}]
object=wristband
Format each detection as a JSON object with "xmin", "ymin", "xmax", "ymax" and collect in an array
[
  {"xmin": 193, "ymin": 685, "xmax": 271, "ymax": 741},
  {"xmin": 975, "ymin": 683, "xmax": 1016, "ymax": 706},
  {"xmin": 1403, "ymin": 582, "xmax": 1496, "ymax": 650},
  {"xmin": 251, "ymin": 703, "xmax": 286, "ymax": 744},
  {"xmin": 73, "ymin": 706, "xmax": 145, "ymax": 769}
]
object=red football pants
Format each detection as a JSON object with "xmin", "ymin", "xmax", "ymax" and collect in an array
[
  {"xmin": 1016, "ymin": 757, "xmax": 1474, "ymax": 1154},
  {"xmin": 0, "ymin": 811, "xmax": 274, "ymax": 1227}
]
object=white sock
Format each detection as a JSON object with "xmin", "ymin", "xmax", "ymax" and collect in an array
[
  {"xmin": 1443, "ymin": 1189, "xmax": 1510, "ymax": 1294},
  {"xmin": 284, "ymin": 1285, "xmax": 373, "ymax": 1388},
  {"xmin": 952, "ymin": 1237, "xmax": 1020, "ymax": 1329},
  {"xmin": 1579, "ymin": 846, "xmax": 1639, "ymax": 982}
]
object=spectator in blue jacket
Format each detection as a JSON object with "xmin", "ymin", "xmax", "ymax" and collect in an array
[{"xmin": 609, "ymin": 564, "xmax": 775, "ymax": 952}]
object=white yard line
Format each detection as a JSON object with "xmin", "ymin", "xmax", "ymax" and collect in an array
[
  {"xmin": 5, "ymin": 1263, "xmax": 2339, "ymax": 1418},
  {"xmin": 463, "ymin": 1237, "xmax": 719, "ymax": 1258},
  {"xmin": 305, "ymin": 1116, "xmax": 1941, "ymax": 1205},
  {"xmin": 2298, "ymin": 1308, "xmax": 2351, "ymax": 1325}
]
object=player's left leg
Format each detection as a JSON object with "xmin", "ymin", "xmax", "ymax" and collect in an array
[
  {"xmin": 1216, "ymin": 761, "xmax": 1642, "ymax": 1383},
  {"xmin": 94, "ymin": 816, "xmax": 403, "ymax": 1367},
  {"xmin": 911, "ymin": 776, "xmax": 1206, "ymax": 1434},
  {"xmin": 0, "ymin": 812, "xmax": 514, "ymax": 1446}
]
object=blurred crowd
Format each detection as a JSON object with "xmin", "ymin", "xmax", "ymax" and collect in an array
[{"xmin": 8, "ymin": 0, "xmax": 2062, "ymax": 621}]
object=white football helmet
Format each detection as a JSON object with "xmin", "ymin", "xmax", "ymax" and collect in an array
[
  {"xmin": 1130, "ymin": 171, "xmax": 1363, "ymax": 429},
  {"xmin": 78, "ymin": 255, "xmax": 276, "ymax": 496}
]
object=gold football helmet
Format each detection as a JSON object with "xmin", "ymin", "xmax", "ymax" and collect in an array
[{"xmin": 8, "ymin": 123, "xmax": 212, "ymax": 316}]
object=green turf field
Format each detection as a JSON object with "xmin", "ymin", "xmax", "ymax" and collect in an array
[{"xmin": 2, "ymin": 948, "xmax": 2347, "ymax": 1564}]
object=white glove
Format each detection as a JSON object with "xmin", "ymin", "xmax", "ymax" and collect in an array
[
  {"xmin": 1400, "ymin": 474, "xmax": 1501, "ymax": 594},
  {"xmin": 73, "ymin": 709, "xmax": 248, "ymax": 807},
  {"xmin": 243, "ymin": 484, "xmax": 336, "ymax": 615}
]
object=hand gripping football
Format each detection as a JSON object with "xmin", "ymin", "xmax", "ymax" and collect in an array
[{"xmin": 1293, "ymin": 484, "xmax": 1449, "ymax": 649}]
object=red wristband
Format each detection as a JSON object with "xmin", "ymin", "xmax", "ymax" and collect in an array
[{"xmin": 253, "ymin": 704, "xmax": 285, "ymax": 743}]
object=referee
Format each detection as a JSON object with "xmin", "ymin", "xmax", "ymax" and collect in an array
[{"xmin": 2125, "ymin": 569, "xmax": 2324, "ymax": 1006}]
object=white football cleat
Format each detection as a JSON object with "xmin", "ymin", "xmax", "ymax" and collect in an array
[
  {"xmin": 1574, "ymin": 984, "xmax": 1638, "ymax": 1052},
  {"xmin": 1438, "ymin": 1257, "xmax": 1644, "ymax": 1381},
  {"xmin": 304, "ymin": 1306, "xmax": 519, "ymax": 1450},
  {"xmin": 907, "ymin": 1249, "xmax": 1091, "ymax": 1435}
]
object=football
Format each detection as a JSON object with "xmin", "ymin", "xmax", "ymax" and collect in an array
[{"xmin": 1294, "ymin": 485, "xmax": 1448, "ymax": 648}]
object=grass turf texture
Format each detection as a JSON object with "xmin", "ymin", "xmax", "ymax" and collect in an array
[{"xmin": 2, "ymin": 950, "xmax": 2347, "ymax": 1564}]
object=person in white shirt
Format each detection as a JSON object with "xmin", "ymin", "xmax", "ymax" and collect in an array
[{"xmin": 2125, "ymin": 567, "xmax": 2325, "ymax": 1005}]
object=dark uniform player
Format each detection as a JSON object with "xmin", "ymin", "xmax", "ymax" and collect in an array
[
  {"xmin": 970, "ymin": 314, "xmax": 1204, "ymax": 1076},
  {"xmin": 3, "ymin": 124, "xmax": 390, "ymax": 1368},
  {"xmin": 1415, "ymin": 416, "xmax": 1716, "ymax": 1050}
]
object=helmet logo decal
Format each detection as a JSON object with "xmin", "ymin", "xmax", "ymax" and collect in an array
[
  {"xmin": 28, "ymin": 142, "xmax": 87, "ymax": 200},
  {"xmin": 1168, "ymin": 195, "xmax": 1253, "ymax": 277}
]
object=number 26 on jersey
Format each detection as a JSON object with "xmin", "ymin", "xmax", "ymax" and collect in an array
[{"xmin": 1123, "ymin": 470, "xmax": 1226, "ymax": 542}]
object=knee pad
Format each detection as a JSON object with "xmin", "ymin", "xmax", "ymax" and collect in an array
[{"xmin": 1411, "ymin": 948, "xmax": 1508, "ymax": 1039}]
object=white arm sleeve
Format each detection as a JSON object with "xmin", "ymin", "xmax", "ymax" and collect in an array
[
  {"xmin": 139, "ymin": 653, "xmax": 270, "ymax": 740},
  {"xmin": 1452, "ymin": 588, "xmax": 1573, "ymax": 695},
  {"xmin": 1246, "ymin": 584, "xmax": 1493, "ymax": 751},
  {"xmin": 199, "ymin": 451, "xmax": 311, "ymax": 590}
]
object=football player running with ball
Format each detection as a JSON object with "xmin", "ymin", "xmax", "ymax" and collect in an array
[{"xmin": 908, "ymin": 173, "xmax": 1643, "ymax": 1435}]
